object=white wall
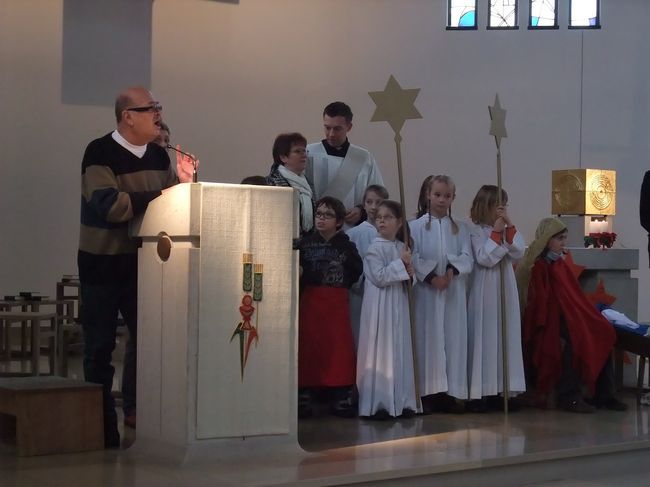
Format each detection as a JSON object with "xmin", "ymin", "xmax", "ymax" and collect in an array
[{"xmin": 1, "ymin": 0, "xmax": 649, "ymax": 317}]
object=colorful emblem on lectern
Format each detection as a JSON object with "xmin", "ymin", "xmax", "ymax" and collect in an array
[{"xmin": 230, "ymin": 254, "xmax": 264, "ymax": 380}]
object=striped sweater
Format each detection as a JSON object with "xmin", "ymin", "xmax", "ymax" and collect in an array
[{"xmin": 78, "ymin": 133, "xmax": 177, "ymax": 284}]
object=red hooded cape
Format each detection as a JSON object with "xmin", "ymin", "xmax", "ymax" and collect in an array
[{"xmin": 522, "ymin": 257, "xmax": 616, "ymax": 395}]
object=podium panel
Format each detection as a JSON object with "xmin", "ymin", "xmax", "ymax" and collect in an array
[
  {"xmin": 132, "ymin": 182, "xmax": 299, "ymax": 451},
  {"xmin": 196, "ymin": 185, "xmax": 295, "ymax": 437}
]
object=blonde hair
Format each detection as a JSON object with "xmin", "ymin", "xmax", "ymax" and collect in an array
[
  {"xmin": 421, "ymin": 175, "xmax": 459, "ymax": 234},
  {"xmin": 470, "ymin": 185, "xmax": 508, "ymax": 225}
]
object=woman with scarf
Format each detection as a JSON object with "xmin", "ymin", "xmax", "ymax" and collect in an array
[{"xmin": 267, "ymin": 132, "xmax": 315, "ymax": 236}]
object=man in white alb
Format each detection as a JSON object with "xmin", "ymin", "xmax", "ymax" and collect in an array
[{"xmin": 306, "ymin": 102, "xmax": 383, "ymax": 227}]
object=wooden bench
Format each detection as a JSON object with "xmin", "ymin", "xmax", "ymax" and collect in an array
[{"xmin": 0, "ymin": 376, "xmax": 103, "ymax": 455}]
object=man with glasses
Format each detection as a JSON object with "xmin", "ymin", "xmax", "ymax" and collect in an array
[
  {"xmin": 78, "ymin": 86, "xmax": 192, "ymax": 448},
  {"xmin": 306, "ymin": 101, "xmax": 384, "ymax": 228}
]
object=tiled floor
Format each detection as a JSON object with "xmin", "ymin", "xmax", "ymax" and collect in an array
[{"xmin": 2, "ymin": 352, "xmax": 650, "ymax": 486}]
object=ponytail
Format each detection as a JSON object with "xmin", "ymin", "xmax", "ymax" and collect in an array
[{"xmin": 448, "ymin": 204, "xmax": 459, "ymax": 235}]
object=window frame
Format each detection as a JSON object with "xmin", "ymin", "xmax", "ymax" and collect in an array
[
  {"xmin": 487, "ymin": 0, "xmax": 519, "ymax": 30},
  {"xmin": 528, "ymin": 0, "xmax": 559, "ymax": 30},
  {"xmin": 446, "ymin": 0, "xmax": 478, "ymax": 31},
  {"xmin": 568, "ymin": 0, "xmax": 601, "ymax": 30}
]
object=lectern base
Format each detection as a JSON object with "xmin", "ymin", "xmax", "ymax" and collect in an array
[{"xmin": 127, "ymin": 435, "xmax": 307, "ymax": 466}]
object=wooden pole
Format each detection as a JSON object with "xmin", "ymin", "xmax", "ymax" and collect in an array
[
  {"xmin": 395, "ymin": 133, "xmax": 422, "ymax": 411},
  {"xmin": 496, "ymin": 142, "xmax": 510, "ymax": 415}
]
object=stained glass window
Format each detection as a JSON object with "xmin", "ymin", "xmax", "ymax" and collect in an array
[
  {"xmin": 447, "ymin": 0, "xmax": 477, "ymax": 30},
  {"xmin": 569, "ymin": 0, "xmax": 600, "ymax": 28},
  {"xmin": 488, "ymin": 0, "xmax": 518, "ymax": 29},
  {"xmin": 529, "ymin": 0, "xmax": 558, "ymax": 29}
]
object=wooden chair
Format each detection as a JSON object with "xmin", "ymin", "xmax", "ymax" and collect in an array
[{"xmin": 0, "ymin": 311, "xmax": 58, "ymax": 376}]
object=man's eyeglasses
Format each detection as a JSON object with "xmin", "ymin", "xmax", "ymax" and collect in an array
[
  {"xmin": 126, "ymin": 102, "xmax": 163, "ymax": 113},
  {"xmin": 290, "ymin": 148, "xmax": 308, "ymax": 155},
  {"xmin": 315, "ymin": 211, "xmax": 337, "ymax": 220}
]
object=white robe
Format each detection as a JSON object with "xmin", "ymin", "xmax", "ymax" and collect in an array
[
  {"xmin": 346, "ymin": 221, "xmax": 378, "ymax": 349},
  {"xmin": 357, "ymin": 238, "xmax": 419, "ymax": 417},
  {"xmin": 306, "ymin": 142, "xmax": 383, "ymax": 211},
  {"xmin": 467, "ymin": 224, "xmax": 526, "ymax": 399},
  {"xmin": 410, "ymin": 215, "xmax": 473, "ymax": 399}
]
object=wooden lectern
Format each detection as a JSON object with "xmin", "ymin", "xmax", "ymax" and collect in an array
[{"xmin": 130, "ymin": 182, "xmax": 300, "ymax": 460}]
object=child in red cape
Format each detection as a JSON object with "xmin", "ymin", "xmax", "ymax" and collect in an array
[{"xmin": 515, "ymin": 217, "xmax": 626, "ymax": 413}]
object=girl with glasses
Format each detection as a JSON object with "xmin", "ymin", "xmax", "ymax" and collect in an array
[{"xmin": 357, "ymin": 200, "xmax": 419, "ymax": 419}]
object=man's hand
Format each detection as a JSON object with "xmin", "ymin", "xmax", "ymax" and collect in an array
[
  {"xmin": 344, "ymin": 206, "xmax": 362, "ymax": 226},
  {"xmin": 176, "ymin": 145, "xmax": 198, "ymax": 183}
]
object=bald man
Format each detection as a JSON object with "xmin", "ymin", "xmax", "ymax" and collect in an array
[{"xmin": 78, "ymin": 86, "xmax": 189, "ymax": 448}]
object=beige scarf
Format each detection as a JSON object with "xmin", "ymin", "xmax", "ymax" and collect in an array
[{"xmin": 515, "ymin": 217, "xmax": 567, "ymax": 314}]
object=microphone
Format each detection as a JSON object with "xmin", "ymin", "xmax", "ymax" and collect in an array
[{"xmin": 167, "ymin": 144, "xmax": 198, "ymax": 183}]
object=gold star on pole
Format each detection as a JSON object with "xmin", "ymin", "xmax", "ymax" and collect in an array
[
  {"xmin": 368, "ymin": 74, "xmax": 423, "ymax": 411},
  {"xmin": 489, "ymin": 93, "xmax": 507, "ymax": 147},
  {"xmin": 369, "ymin": 75, "xmax": 422, "ymax": 135}
]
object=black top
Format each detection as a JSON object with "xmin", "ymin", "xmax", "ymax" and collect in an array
[
  {"xmin": 298, "ymin": 231, "xmax": 362, "ymax": 288},
  {"xmin": 78, "ymin": 133, "xmax": 174, "ymax": 284},
  {"xmin": 321, "ymin": 139, "xmax": 350, "ymax": 158},
  {"xmin": 640, "ymin": 171, "xmax": 650, "ymax": 264}
]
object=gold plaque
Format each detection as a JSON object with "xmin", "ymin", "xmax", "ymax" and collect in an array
[{"xmin": 551, "ymin": 169, "xmax": 616, "ymax": 216}]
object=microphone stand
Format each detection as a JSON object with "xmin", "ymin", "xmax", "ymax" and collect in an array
[{"xmin": 167, "ymin": 144, "xmax": 198, "ymax": 183}]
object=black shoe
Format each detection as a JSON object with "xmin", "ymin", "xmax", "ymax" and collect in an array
[
  {"xmin": 441, "ymin": 394, "xmax": 466, "ymax": 414},
  {"xmin": 368, "ymin": 408, "xmax": 391, "ymax": 420},
  {"xmin": 486, "ymin": 395, "xmax": 524, "ymax": 412},
  {"xmin": 330, "ymin": 386, "xmax": 357, "ymax": 418},
  {"xmin": 593, "ymin": 397, "xmax": 628, "ymax": 411},
  {"xmin": 298, "ymin": 404, "xmax": 313, "ymax": 418},
  {"xmin": 562, "ymin": 398, "xmax": 596, "ymax": 414},
  {"xmin": 420, "ymin": 396, "xmax": 435, "ymax": 415},
  {"xmin": 400, "ymin": 408, "xmax": 416, "ymax": 419},
  {"xmin": 331, "ymin": 404, "xmax": 357, "ymax": 418},
  {"xmin": 422, "ymin": 393, "xmax": 461, "ymax": 413},
  {"xmin": 466, "ymin": 399, "xmax": 488, "ymax": 413},
  {"xmin": 298, "ymin": 388, "xmax": 313, "ymax": 418}
]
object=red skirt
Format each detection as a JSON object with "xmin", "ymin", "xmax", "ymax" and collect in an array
[{"xmin": 298, "ymin": 286, "xmax": 356, "ymax": 387}]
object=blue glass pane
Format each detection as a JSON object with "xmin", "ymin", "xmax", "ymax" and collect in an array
[
  {"xmin": 459, "ymin": 10, "xmax": 476, "ymax": 27},
  {"xmin": 531, "ymin": 16, "xmax": 539, "ymax": 26},
  {"xmin": 449, "ymin": 1, "xmax": 477, "ymax": 27}
]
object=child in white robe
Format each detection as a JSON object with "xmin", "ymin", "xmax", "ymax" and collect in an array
[
  {"xmin": 357, "ymin": 200, "xmax": 418, "ymax": 419},
  {"xmin": 346, "ymin": 184, "xmax": 389, "ymax": 349},
  {"xmin": 467, "ymin": 185, "xmax": 526, "ymax": 412},
  {"xmin": 410, "ymin": 175, "xmax": 473, "ymax": 413}
]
